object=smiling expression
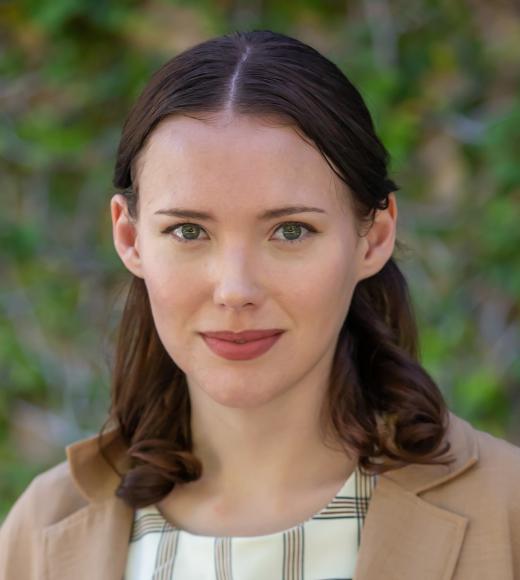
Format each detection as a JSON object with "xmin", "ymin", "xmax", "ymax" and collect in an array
[{"xmin": 112, "ymin": 112, "xmax": 382, "ymax": 410}]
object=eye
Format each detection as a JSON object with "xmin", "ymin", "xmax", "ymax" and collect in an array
[
  {"xmin": 162, "ymin": 223, "xmax": 209, "ymax": 244},
  {"xmin": 271, "ymin": 222, "xmax": 318, "ymax": 244},
  {"xmin": 161, "ymin": 221, "xmax": 318, "ymax": 245}
]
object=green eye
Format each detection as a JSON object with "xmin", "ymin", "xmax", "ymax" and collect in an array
[
  {"xmin": 162, "ymin": 221, "xmax": 318, "ymax": 245},
  {"xmin": 162, "ymin": 223, "xmax": 208, "ymax": 243},
  {"xmin": 279, "ymin": 223, "xmax": 303, "ymax": 241},
  {"xmin": 179, "ymin": 224, "xmax": 202, "ymax": 240}
]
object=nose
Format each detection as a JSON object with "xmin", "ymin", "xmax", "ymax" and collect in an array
[{"xmin": 212, "ymin": 247, "xmax": 263, "ymax": 311}]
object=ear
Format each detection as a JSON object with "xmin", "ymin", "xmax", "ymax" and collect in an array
[
  {"xmin": 356, "ymin": 192, "xmax": 398, "ymax": 282},
  {"xmin": 110, "ymin": 194, "xmax": 144, "ymax": 279}
]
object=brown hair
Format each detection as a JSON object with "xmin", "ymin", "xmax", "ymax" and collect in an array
[{"xmin": 102, "ymin": 29, "xmax": 453, "ymax": 508}]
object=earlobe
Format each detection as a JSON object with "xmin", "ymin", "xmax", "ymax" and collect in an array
[
  {"xmin": 110, "ymin": 194, "xmax": 144, "ymax": 279},
  {"xmin": 358, "ymin": 193, "xmax": 398, "ymax": 281}
]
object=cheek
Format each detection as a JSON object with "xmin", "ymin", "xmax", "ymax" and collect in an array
[
  {"xmin": 294, "ymin": 249, "xmax": 357, "ymax": 319},
  {"xmin": 142, "ymin": 258, "xmax": 195, "ymax": 337},
  {"xmin": 140, "ymin": 238, "xmax": 198, "ymax": 306},
  {"xmin": 143, "ymin": 271, "xmax": 198, "ymax": 374},
  {"xmin": 146, "ymin": 282, "xmax": 196, "ymax": 332}
]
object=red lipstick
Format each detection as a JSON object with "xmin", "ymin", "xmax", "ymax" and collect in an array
[{"xmin": 200, "ymin": 329, "xmax": 284, "ymax": 361}]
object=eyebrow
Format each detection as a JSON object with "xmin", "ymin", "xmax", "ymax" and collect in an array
[{"xmin": 154, "ymin": 205, "xmax": 327, "ymax": 221}]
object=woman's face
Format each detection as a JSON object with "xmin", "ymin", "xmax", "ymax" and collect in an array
[{"xmin": 112, "ymin": 113, "xmax": 395, "ymax": 409}]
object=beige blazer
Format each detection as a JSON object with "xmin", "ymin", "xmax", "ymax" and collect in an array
[{"xmin": 1, "ymin": 411, "xmax": 519, "ymax": 580}]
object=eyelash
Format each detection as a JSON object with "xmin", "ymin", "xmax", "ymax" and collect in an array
[{"xmin": 161, "ymin": 221, "xmax": 318, "ymax": 245}]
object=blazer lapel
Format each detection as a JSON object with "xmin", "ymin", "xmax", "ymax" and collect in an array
[
  {"xmin": 41, "ymin": 426, "xmax": 135, "ymax": 580},
  {"xmin": 43, "ymin": 496, "xmax": 133, "ymax": 580},
  {"xmin": 354, "ymin": 412, "xmax": 479, "ymax": 580},
  {"xmin": 353, "ymin": 475, "xmax": 469, "ymax": 580}
]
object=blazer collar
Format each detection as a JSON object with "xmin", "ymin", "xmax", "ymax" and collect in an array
[
  {"xmin": 354, "ymin": 411, "xmax": 479, "ymax": 580},
  {"xmin": 48, "ymin": 411, "xmax": 478, "ymax": 580},
  {"xmin": 43, "ymin": 427, "xmax": 134, "ymax": 580},
  {"xmin": 382, "ymin": 409, "xmax": 479, "ymax": 493},
  {"xmin": 66, "ymin": 424, "xmax": 131, "ymax": 503}
]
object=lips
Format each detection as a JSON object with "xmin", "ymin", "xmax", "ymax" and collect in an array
[
  {"xmin": 201, "ymin": 331, "xmax": 284, "ymax": 361},
  {"xmin": 200, "ymin": 329, "xmax": 284, "ymax": 342}
]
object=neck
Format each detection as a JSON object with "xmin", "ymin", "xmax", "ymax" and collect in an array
[{"xmin": 188, "ymin": 375, "xmax": 357, "ymax": 498}]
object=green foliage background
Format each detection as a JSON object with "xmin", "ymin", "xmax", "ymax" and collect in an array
[{"xmin": 1, "ymin": 0, "xmax": 519, "ymax": 519}]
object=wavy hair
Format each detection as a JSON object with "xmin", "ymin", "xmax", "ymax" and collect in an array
[{"xmin": 101, "ymin": 29, "xmax": 453, "ymax": 508}]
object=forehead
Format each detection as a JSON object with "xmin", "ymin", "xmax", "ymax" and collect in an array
[{"xmin": 135, "ymin": 113, "xmax": 351, "ymax": 215}]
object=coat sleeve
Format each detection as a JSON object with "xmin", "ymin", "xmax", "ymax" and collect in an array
[{"xmin": 0, "ymin": 475, "xmax": 44, "ymax": 580}]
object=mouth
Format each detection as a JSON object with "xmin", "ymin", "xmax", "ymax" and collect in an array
[
  {"xmin": 200, "ymin": 331, "xmax": 284, "ymax": 361},
  {"xmin": 200, "ymin": 329, "xmax": 284, "ymax": 342}
]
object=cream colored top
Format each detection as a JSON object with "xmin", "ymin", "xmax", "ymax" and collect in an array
[{"xmin": 124, "ymin": 465, "xmax": 378, "ymax": 580}]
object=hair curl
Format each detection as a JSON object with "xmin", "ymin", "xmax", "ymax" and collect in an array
[{"xmin": 101, "ymin": 29, "xmax": 453, "ymax": 508}]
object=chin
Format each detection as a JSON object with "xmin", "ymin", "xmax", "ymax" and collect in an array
[{"xmin": 204, "ymin": 385, "xmax": 279, "ymax": 409}]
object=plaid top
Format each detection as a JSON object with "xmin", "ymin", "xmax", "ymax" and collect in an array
[{"xmin": 124, "ymin": 466, "xmax": 378, "ymax": 580}]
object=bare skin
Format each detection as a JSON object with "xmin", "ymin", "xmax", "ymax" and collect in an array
[{"xmin": 111, "ymin": 111, "xmax": 397, "ymax": 536}]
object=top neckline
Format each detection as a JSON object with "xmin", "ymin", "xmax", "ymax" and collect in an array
[{"xmin": 134, "ymin": 465, "xmax": 369, "ymax": 541}]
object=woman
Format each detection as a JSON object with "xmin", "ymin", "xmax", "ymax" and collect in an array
[{"xmin": 1, "ymin": 30, "xmax": 519, "ymax": 580}]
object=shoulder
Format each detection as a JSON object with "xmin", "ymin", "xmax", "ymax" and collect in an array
[
  {"xmin": 385, "ymin": 411, "xmax": 520, "ymax": 506},
  {"xmin": 2, "ymin": 459, "xmax": 88, "ymax": 530},
  {"xmin": 425, "ymin": 413, "xmax": 520, "ymax": 509},
  {"xmin": 1, "ymin": 424, "xmax": 128, "ymax": 533},
  {"xmin": 0, "ymin": 427, "xmax": 130, "ymax": 579},
  {"xmin": 466, "ymin": 418, "xmax": 520, "ymax": 497},
  {"xmin": 471, "ymin": 419, "xmax": 520, "ymax": 465},
  {"xmin": 1, "ymin": 425, "xmax": 128, "ymax": 535},
  {"xmin": 0, "ymin": 459, "xmax": 88, "ymax": 579},
  {"xmin": 426, "ymin": 416, "xmax": 520, "ymax": 576},
  {"xmin": 0, "ymin": 459, "xmax": 88, "ymax": 542}
]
